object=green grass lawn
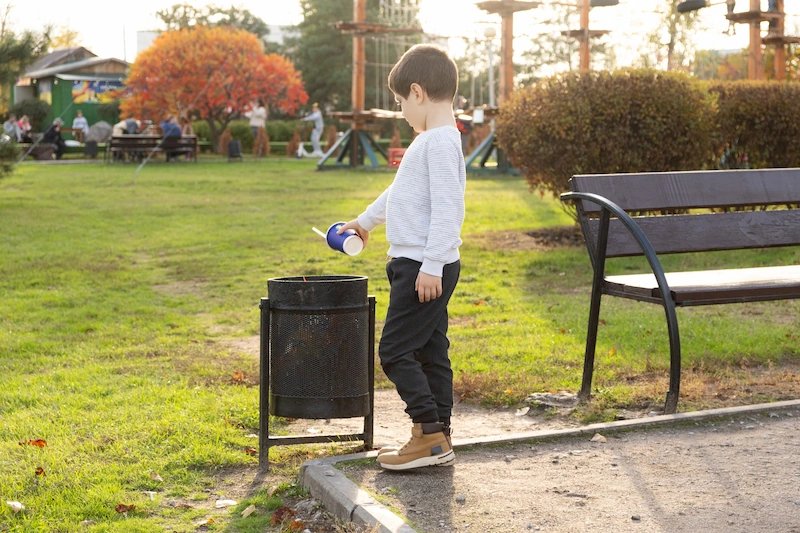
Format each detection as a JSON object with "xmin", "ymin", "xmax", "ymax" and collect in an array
[{"xmin": 1, "ymin": 159, "xmax": 798, "ymax": 531}]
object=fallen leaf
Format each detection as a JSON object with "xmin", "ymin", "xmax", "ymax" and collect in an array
[
  {"xmin": 195, "ymin": 518, "xmax": 215, "ymax": 527},
  {"xmin": 473, "ymin": 300, "xmax": 485, "ymax": 306},
  {"xmin": 609, "ymin": 349, "xmax": 616, "ymax": 356},
  {"xmin": 590, "ymin": 433, "xmax": 607, "ymax": 443},
  {"xmin": 115, "ymin": 503, "xmax": 136, "ymax": 513},
  {"xmin": 289, "ymin": 519, "xmax": 305, "ymax": 531},
  {"xmin": 271, "ymin": 506, "xmax": 296, "ymax": 525},
  {"xmin": 19, "ymin": 439, "xmax": 47, "ymax": 448},
  {"xmin": 6, "ymin": 501, "xmax": 24, "ymax": 513},
  {"xmin": 267, "ymin": 485, "xmax": 279, "ymax": 497},
  {"xmin": 34, "ymin": 467, "xmax": 46, "ymax": 477},
  {"xmin": 232, "ymin": 371, "xmax": 246, "ymax": 383},
  {"xmin": 215, "ymin": 499, "xmax": 238, "ymax": 508},
  {"xmin": 560, "ymin": 328, "xmax": 566, "ymax": 334},
  {"xmin": 150, "ymin": 472, "xmax": 164, "ymax": 482},
  {"xmin": 598, "ymin": 319, "xmax": 607, "ymax": 326},
  {"xmin": 242, "ymin": 504, "xmax": 256, "ymax": 518},
  {"xmin": 245, "ymin": 447, "xmax": 258, "ymax": 456}
]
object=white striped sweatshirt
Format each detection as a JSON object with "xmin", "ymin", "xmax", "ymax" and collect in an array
[{"xmin": 357, "ymin": 125, "xmax": 466, "ymax": 277}]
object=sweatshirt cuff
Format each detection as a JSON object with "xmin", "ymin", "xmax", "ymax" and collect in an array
[
  {"xmin": 420, "ymin": 258, "xmax": 446, "ymax": 278},
  {"xmin": 357, "ymin": 213, "xmax": 379, "ymax": 232}
]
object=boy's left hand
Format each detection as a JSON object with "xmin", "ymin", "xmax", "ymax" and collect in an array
[{"xmin": 415, "ymin": 271, "xmax": 442, "ymax": 303}]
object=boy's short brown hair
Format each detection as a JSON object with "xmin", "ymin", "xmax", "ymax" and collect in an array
[{"xmin": 388, "ymin": 44, "xmax": 458, "ymax": 103}]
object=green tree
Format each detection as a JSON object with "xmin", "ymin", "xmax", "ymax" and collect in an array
[
  {"xmin": 155, "ymin": 3, "xmax": 269, "ymax": 39},
  {"xmin": 637, "ymin": 0, "xmax": 701, "ymax": 71},
  {"xmin": 0, "ymin": 4, "xmax": 51, "ymax": 114},
  {"xmin": 518, "ymin": 4, "xmax": 615, "ymax": 85},
  {"xmin": 49, "ymin": 25, "xmax": 81, "ymax": 50},
  {"xmin": 286, "ymin": 0, "xmax": 421, "ymax": 113}
]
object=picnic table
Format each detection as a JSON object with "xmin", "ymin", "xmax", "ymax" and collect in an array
[{"xmin": 105, "ymin": 135, "xmax": 197, "ymax": 163}]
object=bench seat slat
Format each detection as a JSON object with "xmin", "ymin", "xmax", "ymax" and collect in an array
[
  {"xmin": 605, "ymin": 265, "xmax": 800, "ymax": 306},
  {"xmin": 573, "ymin": 168, "xmax": 800, "ymax": 212},
  {"xmin": 585, "ymin": 209, "xmax": 800, "ymax": 257}
]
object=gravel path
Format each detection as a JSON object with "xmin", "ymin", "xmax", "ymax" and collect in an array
[{"xmin": 338, "ymin": 408, "xmax": 800, "ymax": 533}]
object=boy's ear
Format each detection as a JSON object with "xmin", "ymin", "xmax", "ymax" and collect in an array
[{"xmin": 409, "ymin": 82, "xmax": 425, "ymax": 103}]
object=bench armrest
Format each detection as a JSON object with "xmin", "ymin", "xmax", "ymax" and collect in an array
[{"xmin": 560, "ymin": 191, "xmax": 674, "ymax": 302}]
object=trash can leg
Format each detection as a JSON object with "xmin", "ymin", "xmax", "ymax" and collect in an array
[{"xmin": 259, "ymin": 298, "xmax": 270, "ymax": 471}]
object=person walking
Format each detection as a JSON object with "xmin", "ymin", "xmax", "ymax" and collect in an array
[
  {"xmin": 301, "ymin": 103, "xmax": 325, "ymax": 157},
  {"xmin": 246, "ymin": 99, "xmax": 268, "ymax": 141},
  {"xmin": 336, "ymin": 44, "xmax": 466, "ymax": 471}
]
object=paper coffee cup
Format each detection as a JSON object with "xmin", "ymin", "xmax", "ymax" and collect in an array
[{"xmin": 326, "ymin": 222, "xmax": 363, "ymax": 256}]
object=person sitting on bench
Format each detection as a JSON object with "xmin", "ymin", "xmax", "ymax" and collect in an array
[{"xmin": 42, "ymin": 118, "xmax": 67, "ymax": 160}]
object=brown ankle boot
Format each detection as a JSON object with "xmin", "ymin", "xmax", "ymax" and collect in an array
[
  {"xmin": 378, "ymin": 425, "xmax": 452, "ymax": 456},
  {"xmin": 376, "ymin": 422, "xmax": 454, "ymax": 471}
]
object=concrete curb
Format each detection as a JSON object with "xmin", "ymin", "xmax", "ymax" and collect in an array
[{"xmin": 299, "ymin": 399, "xmax": 800, "ymax": 533}]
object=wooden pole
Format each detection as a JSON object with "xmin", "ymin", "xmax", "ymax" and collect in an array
[
  {"xmin": 352, "ymin": 0, "xmax": 366, "ymax": 115},
  {"xmin": 748, "ymin": 0, "xmax": 763, "ymax": 80},
  {"xmin": 499, "ymin": 12, "xmax": 514, "ymax": 105},
  {"xmin": 774, "ymin": 0, "xmax": 786, "ymax": 81},
  {"xmin": 579, "ymin": 0, "xmax": 590, "ymax": 72}
]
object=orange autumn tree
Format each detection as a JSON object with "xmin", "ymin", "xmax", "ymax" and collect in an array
[{"xmin": 121, "ymin": 26, "xmax": 307, "ymax": 152}]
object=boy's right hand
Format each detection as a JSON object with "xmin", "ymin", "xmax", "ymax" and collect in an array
[{"xmin": 338, "ymin": 219, "xmax": 370, "ymax": 248}]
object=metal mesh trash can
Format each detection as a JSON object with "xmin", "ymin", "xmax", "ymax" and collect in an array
[{"xmin": 259, "ymin": 275, "xmax": 375, "ymax": 469}]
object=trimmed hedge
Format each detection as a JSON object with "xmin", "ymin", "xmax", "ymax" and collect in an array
[
  {"xmin": 191, "ymin": 119, "xmax": 310, "ymax": 150},
  {"xmin": 708, "ymin": 81, "xmax": 800, "ymax": 169},
  {"xmin": 496, "ymin": 70, "xmax": 720, "ymax": 197}
]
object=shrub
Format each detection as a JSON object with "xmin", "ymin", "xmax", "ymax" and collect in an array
[
  {"xmin": 496, "ymin": 69, "xmax": 720, "ymax": 198},
  {"xmin": 9, "ymin": 100, "xmax": 52, "ymax": 132},
  {"xmin": 707, "ymin": 81, "xmax": 800, "ymax": 169},
  {"xmin": 0, "ymin": 136, "xmax": 19, "ymax": 179}
]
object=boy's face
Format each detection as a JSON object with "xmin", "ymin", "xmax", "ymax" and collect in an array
[{"xmin": 394, "ymin": 85, "xmax": 426, "ymax": 133}]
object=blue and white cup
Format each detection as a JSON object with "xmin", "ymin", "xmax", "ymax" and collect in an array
[{"xmin": 326, "ymin": 222, "xmax": 364, "ymax": 256}]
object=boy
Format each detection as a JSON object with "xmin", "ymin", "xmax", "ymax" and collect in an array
[{"xmin": 337, "ymin": 44, "xmax": 466, "ymax": 471}]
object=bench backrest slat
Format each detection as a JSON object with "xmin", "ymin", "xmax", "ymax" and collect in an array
[
  {"xmin": 571, "ymin": 168, "xmax": 800, "ymax": 212},
  {"xmin": 584, "ymin": 210, "xmax": 800, "ymax": 257},
  {"xmin": 570, "ymin": 168, "xmax": 800, "ymax": 258}
]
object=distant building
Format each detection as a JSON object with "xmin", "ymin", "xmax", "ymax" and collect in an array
[
  {"xmin": 13, "ymin": 47, "xmax": 129, "ymax": 128},
  {"xmin": 265, "ymin": 25, "xmax": 299, "ymax": 46}
]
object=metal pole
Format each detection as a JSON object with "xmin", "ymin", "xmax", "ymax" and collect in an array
[
  {"xmin": 487, "ymin": 39, "xmax": 495, "ymax": 108},
  {"xmin": 580, "ymin": 0, "xmax": 590, "ymax": 71}
]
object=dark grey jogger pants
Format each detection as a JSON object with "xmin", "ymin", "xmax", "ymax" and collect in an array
[{"xmin": 379, "ymin": 258, "xmax": 461, "ymax": 422}]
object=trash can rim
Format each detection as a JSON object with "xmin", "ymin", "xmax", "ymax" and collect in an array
[{"xmin": 268, "ymin": 275, "xmax": 367, "ymax": 283}]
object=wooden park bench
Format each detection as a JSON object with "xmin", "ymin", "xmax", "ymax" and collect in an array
[
  {"xmin": 105, "ymin": 135, "xmax": 197, "ymax": 163},
  {"xmin": 560, "ymin": 168, "xmax": 800, "ymax": 414}
]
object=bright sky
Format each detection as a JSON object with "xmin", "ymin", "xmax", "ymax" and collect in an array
[{"xmin": 7, "ymin": 0, "xmax": 799, "ymax": 66}]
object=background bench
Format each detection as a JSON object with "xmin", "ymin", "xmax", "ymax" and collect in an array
[
  {"xmin": 561, "ymin": 168, "xmax": 800, "ymax": 414},
  {"xmin": 106, "ymin": 135, "xmax": 197, "ymax": 163}
]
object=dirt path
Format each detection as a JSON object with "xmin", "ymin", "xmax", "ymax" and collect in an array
[
  {"xmin": 338, "ymin": 408, "xmax": 800, "ymax": 533},
  {"xmin": 283, "ymin": 389, "xmax": 583, "ymax": 449}
]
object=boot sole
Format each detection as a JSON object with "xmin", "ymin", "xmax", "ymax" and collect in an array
[{"xmin": 378, "ymin": 450, "xmax": 455, "ymax": 471}]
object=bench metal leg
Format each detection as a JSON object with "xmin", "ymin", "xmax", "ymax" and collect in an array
[
  {"xmin": 579, "ymin": 209, "xmax": 610, "ymax": 402},
  {"xmin": 662, "ymin": 300, "xmax": 681, "ymax": 414},
  {"xmin": 579, "ymin": 284, "xmax": 603, "ymax": 401}
]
